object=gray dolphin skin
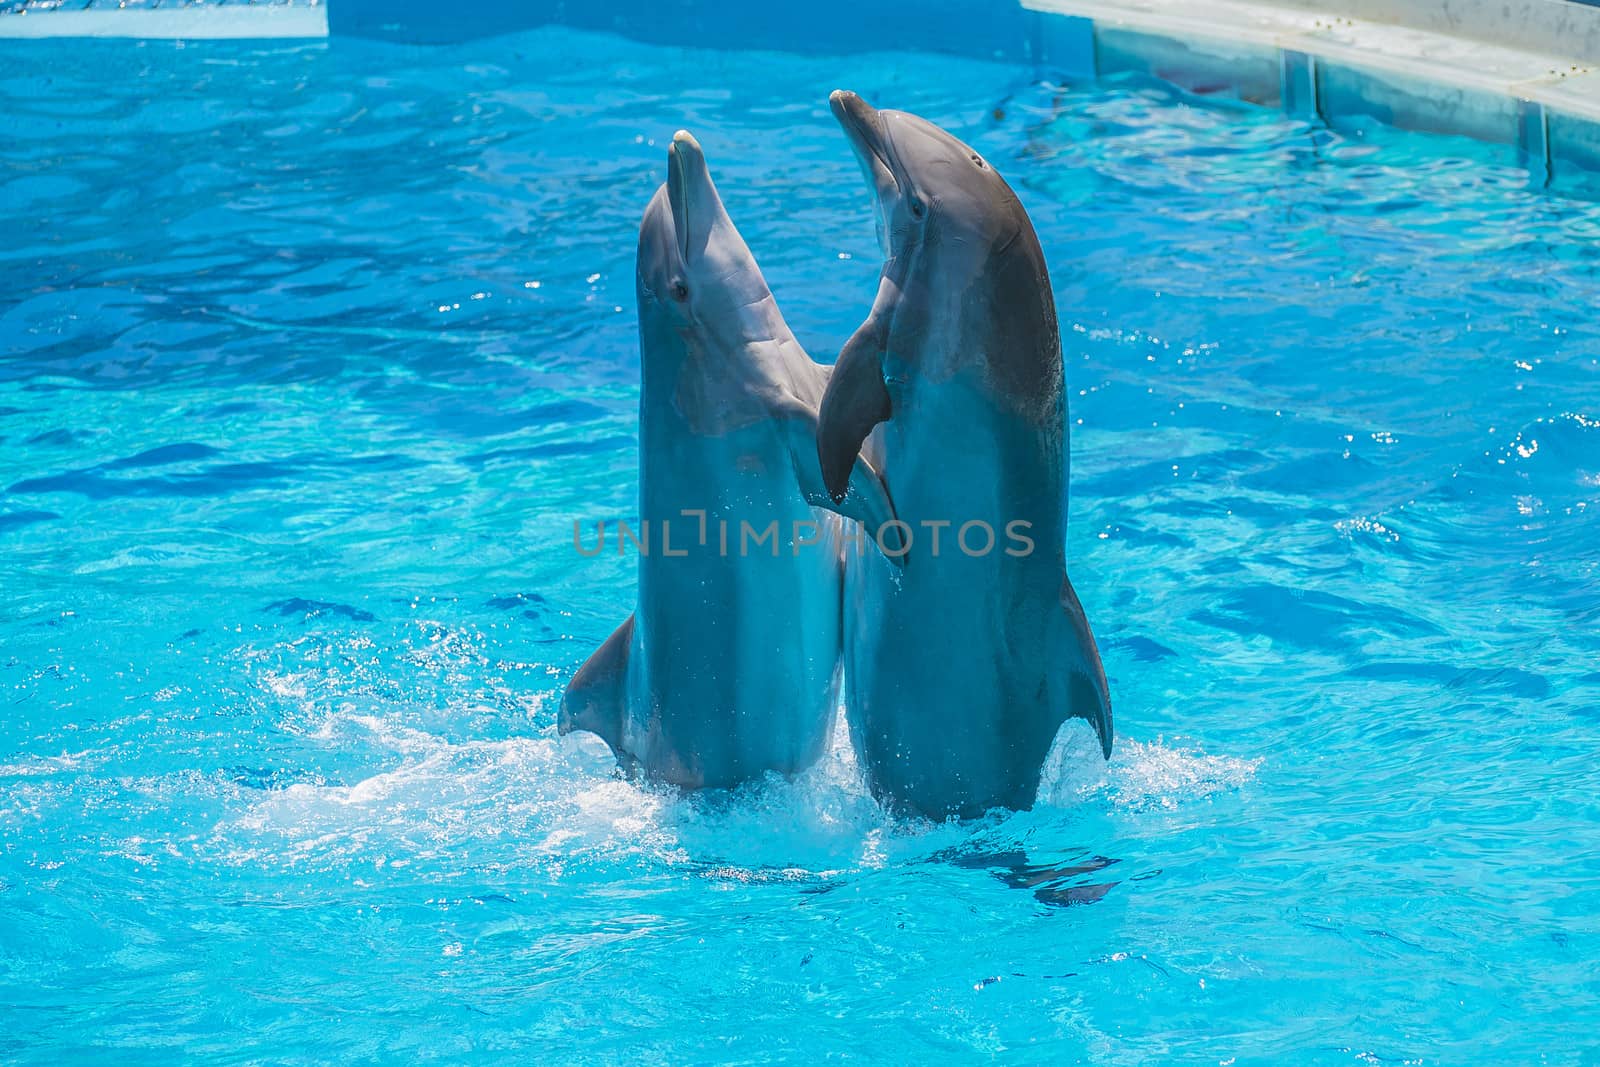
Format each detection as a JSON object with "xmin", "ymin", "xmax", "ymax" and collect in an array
[
  {"xmin": 560, "ymin": 131, "xmax": 902, "ymax": 789},
  {"xmin": 818, "ymin": 91, "xmax": 1113, "ymax": 820}
]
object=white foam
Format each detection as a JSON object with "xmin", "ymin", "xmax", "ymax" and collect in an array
[
  {"xmin": 0, "ymin": 750, "xmax": 90, "ymax": 777},
  {"xmin": 218, "ymin": 691, "xmax": 930, "ymax": 878},
  {"xmin": 1040, "ymin": 720, "xmax": 1261, "ymax": 811},
  {"xmin": 226, "ymin": 631, "xmax": 1257, "ymax": 877}
]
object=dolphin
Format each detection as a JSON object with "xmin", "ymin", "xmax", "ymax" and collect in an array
[
  {"xmin": 560, "ymin": 131, "xmax": 902, "ymax": 789},
  {"xmin": 817, "ymin": 91, "xmax": 1113, "ymax": 820}
]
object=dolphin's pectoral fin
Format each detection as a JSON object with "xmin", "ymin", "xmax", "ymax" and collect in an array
[
  {"xmin": 1060, "ymin": 576, "xmax": 1113, "ymax": 759},
  {"xmin": 560, "ymin": 614, "xmax": 634, "ymax": 761},
  {"xmin": 783, "ymin": 408, "xmax": 905, "ymax": 566},
  {"xmin": 817, "ymin": 317, "xmax": 891, "ymax": 503}
]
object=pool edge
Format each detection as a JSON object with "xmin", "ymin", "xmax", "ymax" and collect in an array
[
  {"xmin": 1024, "ymin": 0, "xmax": 1600, "ymax": 186},
  {"xmin": 0, "ymin": 3, "xmax": 327, "ymax": 39}
]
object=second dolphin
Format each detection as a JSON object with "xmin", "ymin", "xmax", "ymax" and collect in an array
[
  {"xmin": 561, "ymin": 131, "xmax": 901, "ymax": 789},
  {"xmin": 818, "ymin": 92, "xmax": 1114, "ymax": 819}
]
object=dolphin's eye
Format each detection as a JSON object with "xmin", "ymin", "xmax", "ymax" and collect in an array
[
  {"xmin": 908, "ymin": 196, "xmax": 926, "ymax": 220},
  {"xmin": 670, "ymin": 279, "xmax": 689, "ymax": 302}
]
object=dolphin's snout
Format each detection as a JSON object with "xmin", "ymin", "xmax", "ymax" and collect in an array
[
  {"xmin": 828, "ymin": 89, "xmax": 869, "ymax": 117},
  {"xmin": 666, "ymin": 129, "xmax": 716, "ymax": 265},
  {"xmin": 670, "ymin": 129, "xmax": 704, "ymax": 168},
  {"xmin": 829, "ymin": 89, "xmax": 879, "ymax": 146},
  {"xmin": 829, "ymin": 89, "xmax": 897, "ymax": 237}
]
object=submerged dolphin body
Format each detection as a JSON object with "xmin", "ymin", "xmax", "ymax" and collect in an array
[
  {"xmin": 818, "ymin": 92, "xmax": 1113, "ymax": 819},
  {"xmin": 561, "ymin": 131, "xmax": 901, "ymax": 789}
]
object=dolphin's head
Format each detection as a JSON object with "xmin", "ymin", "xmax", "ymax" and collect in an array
[
  {"xmin": 829, "ymin": 89, "xmax": 1021, "ymax": 264},
  {"xmin": 817, "ymin": 91, "xmax": 1039, "ymax": 500},
  {"xmin": 636, "ymin": 131, "xmax": 777, "ymax": 353}
]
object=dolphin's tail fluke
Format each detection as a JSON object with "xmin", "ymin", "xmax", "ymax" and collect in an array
[
  {"xmin": 560, "ymin": 614, "xmax": 635, "ymax": 762},
  {"xmin": 1059, "ymin": 575, "xmax": 1113, "ymax": 759}
]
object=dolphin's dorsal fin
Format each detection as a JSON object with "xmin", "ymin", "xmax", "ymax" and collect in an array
[
  {"xmin": 779, "ymin": 405, "xmax": 906, "ymax": 565},
  {"xmin": 559, "ymin": 614, "xmax": 635, "ymax": 759},
  {"xmin": 1060, "ymin": 577, "xmax": 1113, "ymax": 758}
]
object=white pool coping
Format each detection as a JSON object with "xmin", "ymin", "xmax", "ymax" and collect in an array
[
  {"xmin": 0, "ymin": 2, "xmax": 326, "ymax": 38},
  {"xmin": 1266, "ymin": 0, "xmax": 1600, "ymax": 67},
  {"xmin": 1026, "ymin": 0, "xmax": 1600, "ymax": 182}
]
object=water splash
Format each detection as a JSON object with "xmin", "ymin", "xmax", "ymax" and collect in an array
[{"xmin": 1039, "ymin": 720, "xmax": 1260, "ymax": 812}]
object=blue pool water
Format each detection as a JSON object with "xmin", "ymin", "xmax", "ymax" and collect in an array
[{"xmin": 4, "ymin": 28, "xmax": 1600, "ymax": 1064}]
